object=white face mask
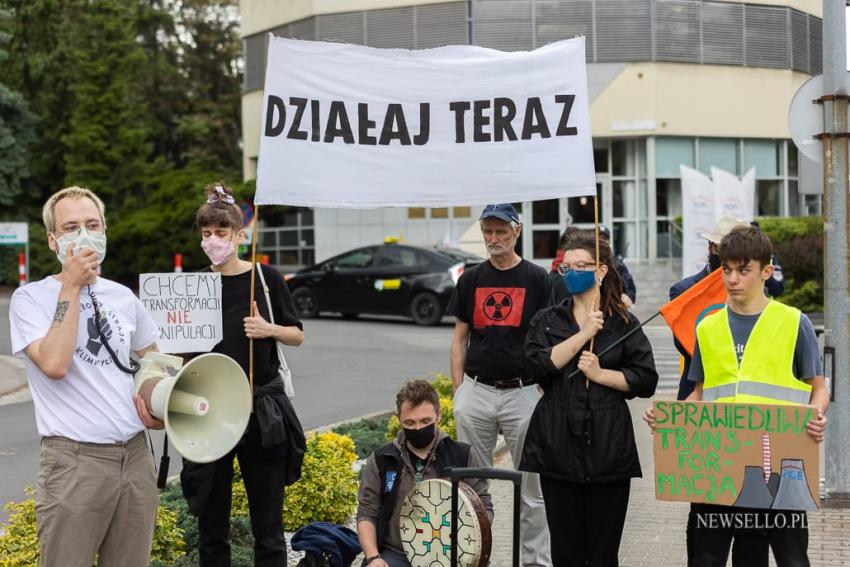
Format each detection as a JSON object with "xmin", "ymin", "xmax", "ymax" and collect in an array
[{"xmin": 53, "ymin": 227, "xmax": 107, "ymax": 265}]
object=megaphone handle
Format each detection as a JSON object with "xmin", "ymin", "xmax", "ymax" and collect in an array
[{"xmin": 157, "ymin": 434, "xmax": 170, "ymax": 489}]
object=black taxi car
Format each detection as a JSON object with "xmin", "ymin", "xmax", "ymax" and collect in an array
[{"xmin": 284, "ymin": 243, "xmax": 483, "ymax": 325}]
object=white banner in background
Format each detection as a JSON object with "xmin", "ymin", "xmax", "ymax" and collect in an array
[
  {"xmin": 255, "ymin": 37, "xmax": 596, "ymax": 208},
  {"xmin": 712, "ymin": 166, "xmax": 755, "ymax": 222},
  {"xmin": 681, "ymin": 166, "xmax": 717, "ymax": 278}
]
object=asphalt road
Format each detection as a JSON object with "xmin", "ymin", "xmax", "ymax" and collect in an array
[{"xmin": 0, "ymin": 311, "xmax": 456, "ymax": 518}]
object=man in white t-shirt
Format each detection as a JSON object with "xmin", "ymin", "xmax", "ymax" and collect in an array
[{"xmin": 8, "ymin": 186, "xmax": 163, "ymax": 567}]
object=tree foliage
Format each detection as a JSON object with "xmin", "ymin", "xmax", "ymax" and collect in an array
[
  {"xmin": 0, "ymin": 0, "xmax": 243, "ymax": 286},
  {"xmin": 0, "ymin": 7, "xmax": 37, "ymax": 207}
]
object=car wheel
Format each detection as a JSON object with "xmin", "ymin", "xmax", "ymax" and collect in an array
[
  {"xmin": 340, "ymin": 312, "xmax": 359, "ymax": 320},
  {"xmin": 410, "ymin": 292, "xmax": 443, "ymax": 326},
  {"xmin": 292, "ymin": 288, "xmax": 319, "ymax": 318}
]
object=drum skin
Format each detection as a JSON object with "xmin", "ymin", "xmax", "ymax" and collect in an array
[{"xmin": 399, "ymin": 478, "xmax": 492, "ymax": 567}]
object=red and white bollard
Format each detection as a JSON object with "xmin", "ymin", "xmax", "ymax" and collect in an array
[
  {"xmin": 18, "ymin": 253, "xmax": 26, "ymax": 286},
  {"xmin": 174, "ymin": 253, "xmax": 183, "ymax": 273}
]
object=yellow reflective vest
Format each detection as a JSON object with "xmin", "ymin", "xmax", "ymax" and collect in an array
[{"xmin": 697, "ymin": 300, "xmax": 812, "ymax": 405}]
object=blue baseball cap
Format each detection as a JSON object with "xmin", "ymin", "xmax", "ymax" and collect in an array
[{"xmin": 479, "ymin": 203, "xmax": 520, "ymax": 224}]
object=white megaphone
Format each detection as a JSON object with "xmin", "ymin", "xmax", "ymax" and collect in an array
[{"xmin": 135, "ymin": 352, "xmax": 252, "ymax": 463}]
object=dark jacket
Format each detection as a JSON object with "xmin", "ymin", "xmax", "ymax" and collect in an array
[
  {"xmin": 291, "ymin": 522, "xmax": 361, "ymax": 567},
  {"xmin": 519, "ymin": 298, "xmax": 658, "ymax": 483},
  {"xmin": 356, "ymin": 431, "xmax": 492, "ymax": 555},
  {"xmin": 669, "ymin": 265, "xmax": 711, "ymax": 400}
]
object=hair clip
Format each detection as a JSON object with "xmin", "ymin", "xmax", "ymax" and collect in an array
[{"xmin": 207, "ymin": 184, "xmax": 236, "ymax": 205}]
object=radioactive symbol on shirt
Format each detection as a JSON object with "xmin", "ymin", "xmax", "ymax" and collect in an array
[
  {"xmin": 472, "ymin": 287, "xmax": 526, "ymax": 328},
  {"xmin": 483, "ymin": 292, "xmax": 513, "ymax": 321}
]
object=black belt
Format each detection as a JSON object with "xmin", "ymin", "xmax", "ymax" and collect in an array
[{"xmin": 473, "ymin": 376, "xmax": 537, "ymax": 389}]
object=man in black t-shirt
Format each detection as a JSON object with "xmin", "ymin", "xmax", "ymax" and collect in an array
[{"xmin": 448, "ymin": 203, "xmax": 551, "ymax": 567}]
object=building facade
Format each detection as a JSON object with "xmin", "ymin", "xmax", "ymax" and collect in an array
[{"xmin": 240, "ymin": 0, "xmax": 823, "ymax": 267}]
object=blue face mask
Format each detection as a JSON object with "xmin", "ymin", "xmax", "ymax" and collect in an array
[{"xmin": 563, "ymin": 269, "xmax": 596, "ymax": 295}]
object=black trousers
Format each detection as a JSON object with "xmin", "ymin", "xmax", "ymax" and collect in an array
[
  {"xmin": 688, "ymin": 504, "xmax": 809, "ymax": 567},
  {"xmin": 540, "ymin": 477, "xmax": 630, "ymax": 567},
  {"xmin": 197, "ymin": 443, "xmax": 288, "ymax": 567}
]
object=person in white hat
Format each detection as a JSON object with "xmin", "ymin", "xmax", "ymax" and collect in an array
[{"xmin": 671, "ymin": 216, "xmax": 750, "ymax": 401}]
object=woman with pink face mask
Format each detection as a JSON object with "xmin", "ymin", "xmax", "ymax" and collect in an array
[{"xmin": 181, "ymin": 182, "xmax": 304, "ymax": 567}]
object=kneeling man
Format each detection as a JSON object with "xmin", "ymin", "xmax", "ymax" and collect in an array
[{"xmin": 356, "ymin": 380, "xmax": 493, "ymax": 567}]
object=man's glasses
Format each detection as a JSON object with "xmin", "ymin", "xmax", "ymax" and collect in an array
[
  {"xmin": 556, "ymin": 262, "xmax": 597, "ymax": 275},
  {"xmin": 57, "ymin": 222, "xmax": 105, "ymax": 236}
]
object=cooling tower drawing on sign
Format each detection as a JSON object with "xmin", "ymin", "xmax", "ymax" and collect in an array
[
  {"xmin": 771, "ymin": 459, "xmax": 818, "ymax": 512},
  {"xmin": 733, "ymin": 465, "xmax": 775, "ymax": 508}
]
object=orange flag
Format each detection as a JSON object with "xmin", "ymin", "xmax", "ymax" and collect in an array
[{"xmin": 659, "ymin": 268, "xmax": 727, "ymax": 356}]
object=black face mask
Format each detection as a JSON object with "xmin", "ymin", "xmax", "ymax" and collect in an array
[
  {"xmin": 403, "ymin": 423, "xmax": 436, "ymax": 449},
  {"xmin": 708, "ymin": 253, "xmax": 721, "ymax": 271}
]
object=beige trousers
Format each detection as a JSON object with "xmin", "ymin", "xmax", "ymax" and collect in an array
[{"xmin": 35, "ymin": 432, "xmax": 159, "ymax": 567}]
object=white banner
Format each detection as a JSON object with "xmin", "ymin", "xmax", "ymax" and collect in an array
[
  {"xmin": 138, "ymin": 273, "xmax": 222, "ymax": 354},
  {"xmin": 255, "ymin": 37, "xmax": 596, "ymax": 208},
  {"xmin": 681, "ymin": 166, "xmax": 717, "ymax": 278},
  {"xmin": 712, "ymin": 166, "xmax": 755, "ymax": 221}
]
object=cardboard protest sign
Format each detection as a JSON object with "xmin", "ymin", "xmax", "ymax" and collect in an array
[
  {"xmin": 255, "ymin": 37, "xmax": 595, "ymax": 208},
  {"xmin": 139, "ymin": 273, "xmax": 222, "ymax": 353},
  {"xmin": 653, "ymin": 400, "xmax": 819, "ymax": 510}
]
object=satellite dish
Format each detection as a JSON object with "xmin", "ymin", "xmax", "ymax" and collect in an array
[{"xmin": 788, "ymin": 73, "xmax": 850, "ymax": 164}]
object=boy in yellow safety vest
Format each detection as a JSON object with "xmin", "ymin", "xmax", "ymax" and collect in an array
[{"xmin": 645, "ymin": 226, "xmax": 828, "ymax": 567}]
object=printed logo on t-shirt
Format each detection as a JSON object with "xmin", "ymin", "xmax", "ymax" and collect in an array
[
  {"xmin": 75, "ymin": 301, "xmax": 127, "ymax": 368},
  {"xmin": 472, "ymin": 287, "xmax": 526, "ymax": 328},
  {"xmin": 735, "ymin": 343, "xmax": 745, "ymax": 363}
]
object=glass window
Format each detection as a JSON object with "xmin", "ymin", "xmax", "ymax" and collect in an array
[
  {"xmin": 611, "ymin": 222, "xmax": 636, "ymax": 259},
  {"xmin": 335, "ymin": 248, "xmax": 375, "ymax": 268},
  {"xmin": 699, "ymin": 138, "xmax": 738, "ymax": 175},
  {"xmin": 787, "ymin": 180, "xmax": 799, "ymax": 217},
  {"xmin": 279, "ymin": 250, "xmax": 299, "ymax": 265},
  {"xmin": 787, "ymin": 143, "xmax": 798, "ymax": 177},
  {"xmin": 656, "ymin": 137, "xmax": 695, "ymax": 177},
  {"xmin": 431, "ymin": 207, "xmax": 448, "ymax": 219},
  {"xmin": 301, "ymin": 249, "xmax": 315, "ymax": 266},
  {"xmin": 376, "ymin": 246, "xmax": 419, "ymax": 267},
  {"xmin": 744, "ymin": 140, "xmax": 781, "ymax": 177},
  {"xmin": 278, "ymin": 230, "xmax": 298, "ymax": 246},
  {"xmin": 568, "ymin": 186, "xmax": 600, "ymax": 224},
  {"xmin": 639, "ymin": 180, "xmax": 648, "ymax": 219},
  {"xmin": 756, "ymin": 180, "xmax": 782, "ymax": 216},
  {"xmin": 803, "ymin": 194, "xmax": 822, "ymax": 216},
  {"xmin": 301, "ymin": 208, "xmax": 314, "ymax": 225},
  {"xmin": 656, "ymin": 179, "xmax": 682, "ymax": 217},
  {"xmin": 532, "ymin": 199, "xmax": 559, "ymax": 224},
  {"xmin": 612, "ymin": 139, "xmax": 636, "ymax": 176},
  {"xmin": 408, "ymin": 207, "xmax": 426, "ymax": 219},
  {"xmin": 281, "ymin": 209, "xmax": 299, "ymax": 226},
  {"xmin": 532, "ymin": 230, "xmax": 559, "ymax": 258},
  {"xmin": 301, "ymin": 229, "xmax": 314, "ymax": 246},
  {"xmin": 593, "ymin": 145, "xmax": 609, "ymax": 173},
  {"xmin": 453, "ymin": 206, "xmax": 471, "ymax": 218},
  {"xmin": 260, "ymin": 231, "xmax": 276, "ymax": 248},
  {"xmin": 612, "ymin": 180, "xmax": 637, "ymax": 219}
]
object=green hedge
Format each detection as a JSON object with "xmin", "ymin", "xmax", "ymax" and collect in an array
[
  {"xmin": 757, "ymin": 216, "xmax": 823, "ymax": 312},
  {"xmin": 0, "ymin": 487, "xmax": 186, "ymax": 566}
]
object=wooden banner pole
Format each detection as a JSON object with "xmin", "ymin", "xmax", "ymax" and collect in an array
[
  {"xmin": 248, "ymin": 205, "xmax": 261, "ymax": 409},
  {"xmin": 587, "ymin": 192, "xmax": 601, "ymax": 387}
]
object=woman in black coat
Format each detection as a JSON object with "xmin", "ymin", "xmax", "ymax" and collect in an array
[{"xmin": 520, "ymin": 232, "xmax": 658, "ymax": 566}]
